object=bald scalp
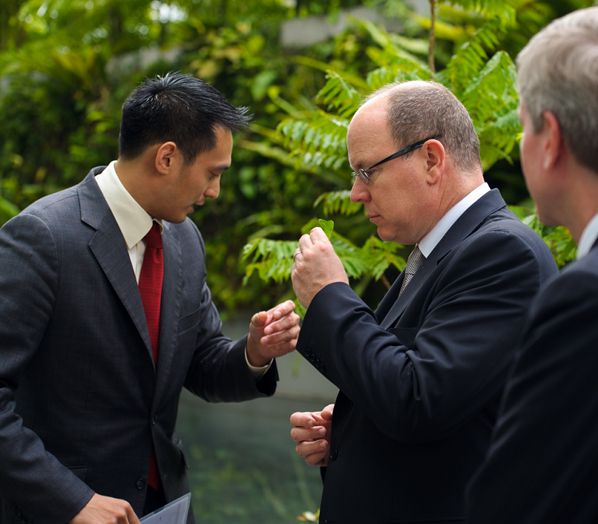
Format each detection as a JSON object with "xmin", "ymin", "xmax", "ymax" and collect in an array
[{"xmin": 364, "ymin": 81, "xmax": 481, "ymax": 174}]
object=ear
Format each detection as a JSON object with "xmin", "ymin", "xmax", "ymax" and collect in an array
[
  {"xmin": 423, "ymin": 139, "xmax": 445, "ymax": 186},
  {"xmin": 154, "ymin": 141, "xmax": 177, "ymax": 175},
  {"xmin": 541, "ymin": 111, "xmax": 564, "ymax": 170}
]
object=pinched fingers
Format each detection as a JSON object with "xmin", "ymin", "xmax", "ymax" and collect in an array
[
  {"xmin": 290, "ymin": 423, "xmax": 327, "ymax": 443},
  {"xmin": 267, "ymin": 299, "xmax": 296, "ymax": 321},
  {"xmin": 260, "ymin": 328, "xmax": 300, "ymax": 350},
  {"xmin": 263, "ymin": 308, "xmax": 300, "ymax": 336},
  {"xmin": 295, "ymin": 438, "xmax": 330, "ymax": 466}
]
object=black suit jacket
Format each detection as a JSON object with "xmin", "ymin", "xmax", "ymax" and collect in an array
[
  {"xmin": 0, "ymin": 169, "xmax": 277, "ymax": 523},
  {"xmin": 466, "ymin": 240, "xmax": 598, "ymax": 524},
  {"xmin": 297, "ymin": 189, "xmax": 557, "ymax": 524}
]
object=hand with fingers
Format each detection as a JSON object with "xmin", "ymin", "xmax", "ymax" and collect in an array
[
  {"xmin": 69, "ymin": 494, "xmax": 140, "ymax": 524},
  {"xmin": 291, "ymin": 227, "xmax": 348, "ymax": 308},
  {"xmin": 246, "ymin": 299, "xmax": 301, "ymax": 367},
  {"xmin": 290, "ymin": 404, "xmax": 335, "ymax": 467}
]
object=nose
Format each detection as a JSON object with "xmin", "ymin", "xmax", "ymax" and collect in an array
[
  {"xmin": 205, "ymin": 178, "xmax": 221, "ymax": 200},
  {"xmin": 350, "ymin": 177, "xmax": 370, "ymax": 203}
]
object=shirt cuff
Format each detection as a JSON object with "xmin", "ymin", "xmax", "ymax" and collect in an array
[{"xmin": 244, "ymin": 347, "xmax": 273, "ymax": 378}]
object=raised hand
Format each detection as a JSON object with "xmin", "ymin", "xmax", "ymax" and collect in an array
[{"xmin": 246, "ymin": 299, "xmax": 300, "ymax": 366}]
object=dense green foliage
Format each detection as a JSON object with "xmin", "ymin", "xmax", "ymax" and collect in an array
[
  {"xmin": 0, "ymin": 0, "xmax": 589, "ymax": 316},
  {"xmin": 241, "ymin": 0, "xmax": 588, "ymax": 309}
]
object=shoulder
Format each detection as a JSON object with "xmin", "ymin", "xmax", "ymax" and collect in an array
[
  {"xmin": 17, "ymin": 185, "xmax": 80, "ymax": 225},
  {"xmin": 448, "ymin": 213, "xmax": 557, "ymax": 281},
  {"xmin": 478, "ymin": 207, "xmax": 551, "ymax": 256},
  {"xmin": 535, "ymin": 253, "xmax": 598, "ymax": 307}
]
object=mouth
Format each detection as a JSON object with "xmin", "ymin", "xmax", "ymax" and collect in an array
[{"xmin": 367, "ymin": 213, "xmax": 381, "ymax": 222}]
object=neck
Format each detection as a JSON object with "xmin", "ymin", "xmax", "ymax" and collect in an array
[
  {"xmin": 114, "ymin": 152, "xmax": 158, "ymax": 215},
  {"xmin": 558, "ymin": 166, "xmax": 598, "ymax": 243},
  {"xmin": 437, "ymin": 168, "xmax": 485, "ymax": 218}
]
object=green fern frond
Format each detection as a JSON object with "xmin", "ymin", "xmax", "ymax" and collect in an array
[
  {"xmin": 277, "ymin": 112, "xmax": 348, "ymax": 154},
  {"xmin": 314, "ymin": 190, "xmax": 362, "ymax": 216},
  {"xmin": 361, "ymin": 236, "xmax": 406, "ymax": 280},
  {"xmin": 239, "ymin": 139, "xmax": 343, "ymax": 185},
  {"xmin": 365, "ymin": 59, "xmax": 432, "ymax": 89},
  {"xmin": 315, "ymin": 72, "xmax": 363, "ymax": 118},
  {"xmin": 443, "ymin": 0, "xmax": 519, "ymax": 17},
  {"xmin": 242, "ymin": 238, "xmax": 297, "ymax": 284},
  {"xmin": 478, "ymin": 109, "xmax": 521, "ymax": 170},
  {"xmin": 241, "ymin": 229, "xmax": 405, "ymax": 285},
  {"xmin": 438, "ymin": 10, "xmax": 515, "ymax": 94},
  {"xmin": 275, "ymin": 108, "xmax": 349, "ymax": 173},
  {"xmin": 461, "ymin": 51, "xmax": 518, "ymax": 125}
]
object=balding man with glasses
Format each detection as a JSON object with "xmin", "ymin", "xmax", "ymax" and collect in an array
[{"xmin": 288, "ymin": 81, "xmax": 557, "ymax": 524}]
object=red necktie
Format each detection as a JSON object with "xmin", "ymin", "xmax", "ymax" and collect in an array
[
  {"xmin": 138, "ymin": 222, "xmax": 164, "ymax": 491},
  {"xmin": 139, "ymin": 222, "xmax": 164, "ymax": 363}
]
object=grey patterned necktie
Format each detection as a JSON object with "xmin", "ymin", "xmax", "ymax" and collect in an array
[{"xmin": 399, "ymin": 245, "xmax": 425, "ymax": 296}]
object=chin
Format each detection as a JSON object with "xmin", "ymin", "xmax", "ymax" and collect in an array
[{"xmin": 376, "ymin": 229, "xmax": 394, "ymax": 242}]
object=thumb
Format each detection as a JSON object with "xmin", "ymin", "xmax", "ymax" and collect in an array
[
  {"xmin": 321, "ymin": 404, "xmax": 335, "ymax": 419},
  {"xmin": 250, "ymin": 311, "xmax": 268, "ymax": 329}
]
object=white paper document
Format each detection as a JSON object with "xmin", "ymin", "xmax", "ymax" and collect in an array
[{"xmin": 141, "ymin": 493, "xmax": 191, "ymax": 524}]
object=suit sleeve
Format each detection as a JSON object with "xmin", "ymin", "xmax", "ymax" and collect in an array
[
  {"xmin": 298, "ymin": 229, "xmax": 549, "ymax": 442},
  {"xmin": 183, "ymin": 224, "xmax": 277, "ymax": 401},
  {"xmin": 466, "ymin": 268, "xmax": 598, "ymax": 523},
  {"xmin": 0, "ymin": 214, "xmax": 94, "ymax": 522}
]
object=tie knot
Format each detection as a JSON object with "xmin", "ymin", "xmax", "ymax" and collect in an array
[{"xmin": 144, "ymin": 222, "xmax": 162, "ymax": 249}]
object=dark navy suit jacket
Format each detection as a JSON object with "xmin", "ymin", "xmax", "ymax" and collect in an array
[
  {"xmin": 297, "ymin": 189, "xmax": 557, "ymax": 524},
  {"xmin": 0, "ymin": 169, "xmax": 277, "ymax": 523},
  {"xmin": 467, "ymin": 240, "xmax": 598, "ymax": 524}
]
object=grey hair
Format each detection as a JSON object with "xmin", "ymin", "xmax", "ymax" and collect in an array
[
  {"xmin": 367, "ymin": 81, "xmax": 481, "ymax": 172},
  {"xmin": 517, "ymin": 7, "xmax": 598, "ymax": 173}
]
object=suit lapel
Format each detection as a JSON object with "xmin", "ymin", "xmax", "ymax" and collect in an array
[
  {"xmin": 78, "ymin": 170, "xmax": 153, "ymax": 361},
  {"xmin": 380, "ymin": 189, "xmax": 507, "ymax": 328}
]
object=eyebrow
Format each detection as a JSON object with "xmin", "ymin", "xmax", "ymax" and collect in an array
[{"xmin": 212, "ymin": 163, "xmax": 231, "ymax": 173}]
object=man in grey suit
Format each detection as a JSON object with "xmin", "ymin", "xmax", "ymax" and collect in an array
[
  {"xmin": 288, "ymin": 81, "xmax": 557, "ymax": 523},
  {"xmin": 0, "ymin": 72, "xmax": 300, "ymax": 523},
  {"xmin": 467, "ymin": 7, "xmax": 598, "ymax": 523}
]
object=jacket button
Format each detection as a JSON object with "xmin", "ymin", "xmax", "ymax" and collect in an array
[{"xmin": 136, "ymin": 478, "xmax": 146, "ymax": 491}]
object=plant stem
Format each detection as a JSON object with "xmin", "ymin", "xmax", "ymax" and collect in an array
[{"xmin": 429, "ymin": 0, "xmax": 437, "ymax": 74}]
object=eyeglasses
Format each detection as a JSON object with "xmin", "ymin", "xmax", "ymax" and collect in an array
[{"xmin": 351, "ymin": 135, "xmax": 441, "ymax": 185}]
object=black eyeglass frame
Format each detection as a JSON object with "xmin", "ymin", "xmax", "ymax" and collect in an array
[{"xmin": 351, "ymin": 135, "xmax": 441, "ymax": 184}]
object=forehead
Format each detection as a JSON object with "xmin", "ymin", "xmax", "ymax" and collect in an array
[
  {"xmin": 347, "ymin": 101, "xmax": 393, "ymax": 165},
  {"xmin": 190, "ymin": 125, "xmax": 232, "ymax": 167}
]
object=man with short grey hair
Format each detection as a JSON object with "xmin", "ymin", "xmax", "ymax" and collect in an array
[
  {"xmin": 467, "ymin": 7, "xmax": 598, "ymax": 523},
  {"xmin": 288, "ymin": 80, "xmax": 557, "ymax": 523}
]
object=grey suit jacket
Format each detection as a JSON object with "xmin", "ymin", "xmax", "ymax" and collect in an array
[
  {"xmin": 0, "ymin": 169, "xmax": 277, "ymax": 523},
  {"xmin": 297, "ymin": 189, "xmax": 557, "ymax": 523},
  {"xmin": 467, "ymin": 240, "xmax": 598, "ymax": 523}
]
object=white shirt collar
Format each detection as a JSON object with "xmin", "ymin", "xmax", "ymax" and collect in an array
[
  {"xmin": 577, "ymin": 213, "xmax": 598, "ymax": 259},
  {"xmin": 94, "ymin": 161, "xmax": 155, "ymax": 248},
  {"xmin": 418, "ymin": 182, "xmax": 491, "ymax": 258}
]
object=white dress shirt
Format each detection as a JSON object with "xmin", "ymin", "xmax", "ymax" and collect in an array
[
  {"xmin": 577, "ymin": 213, "xmax": 598, "ymax": 260},
  {"xmin": 95, "ymin": 161, "xmax": 155, "ymax": 282}
]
